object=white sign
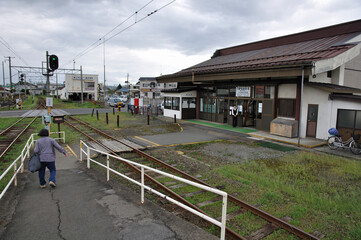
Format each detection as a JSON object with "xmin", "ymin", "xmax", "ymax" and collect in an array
[
  {"xmin": 46, "ymin": 97, "xmax": 53, "ymax": 107},
  {"xmin": 236, "ymin": 87, "xmax": 251, "ymax": 97},
  {"xmin": 258, "ymin": 102, "xmax": 263, "ymax": 113}
]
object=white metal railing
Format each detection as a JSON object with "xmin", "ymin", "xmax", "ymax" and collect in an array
[
  {"xmin": 0, "ymin": 131, "xmax": 65, "ymax": 200},
  {"xmin": 80, "ymin": 140, "xmax": 228, "ymax": 240}
]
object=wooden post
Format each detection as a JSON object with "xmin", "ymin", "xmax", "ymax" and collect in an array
[
  {"xmin": 96, "ymin": 110, "xmax": 99, "ymax": 120},
  {"xmin": 91, "ymin": 108, "xmax": 94, "ymax": 117},
  {"xmin": 117, "ymin": 115, "xmax": 119, "ymax": 128},
  {"xmin": 106, "ymin": 112, "xmax": 108, "ymax": 124},
  {"xmin": 58, "ymin": 123, "xmax": 61, "ymax": 139},
  {"xmin": 174, "ymin": 114, "xmax": 176, "ymax": 123},
  {"xmin": 147, "ymin": 114, "xmax": 150, "ymax": 125},
  {"xmin": 113, "ymin": 107, "xmax": 115, "ymax": 115}
]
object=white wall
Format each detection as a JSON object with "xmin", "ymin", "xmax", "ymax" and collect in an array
[
  {"xmin": 162, "ymin": 91, "xmax": 196, "ymax": 119},
  {"xmin": 301, "ymin": 86, "xmax": 331, "ymax": 139},
  {"xmin": 302, "ymin": 86, "xmax": 361, "ymax": 139},
  {"xmin": 309, "ymin": 72, "xmax": 331, "ymax": 84},
  {"xmin": 278, "ymin": 84, "xmax": 297, "ymax": 98}
]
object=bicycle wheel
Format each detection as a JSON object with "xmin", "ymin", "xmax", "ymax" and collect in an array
[
  {"xmin": 350, "ymin": 141, "xmax": 361, "ymax": 155},
  {"xmin": 327, "ymin": 136, "xmax": 340, "ymax": 150}
]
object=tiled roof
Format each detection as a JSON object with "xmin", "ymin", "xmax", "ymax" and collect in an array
[
  {"xmin": 158, "ymin": 19, "xmax": 361, "ymax": 80},
  {"xmin": 306, "ymin": 82, "xmax": 361, "ymax": 94}
]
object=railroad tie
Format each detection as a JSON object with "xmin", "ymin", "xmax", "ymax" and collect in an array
[
  {"xmin": 216, "ymin": 210, "xmax": 244, "ymax": 221},
  {"xmin": 196, "ymin": 196, "xmax": 222, "ymax": 208},
  {"xmin": 246, "ymin": 223, "xmax": 279, "ymax": 240}
]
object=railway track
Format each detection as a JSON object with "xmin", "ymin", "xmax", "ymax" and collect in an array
[
  {"xmin": 65, "ymin": 115, "xmax": 319, "ymax": 240},
  {"xmin": 0, "ymin": 98, "xmax": 46, "ymax": 160}
]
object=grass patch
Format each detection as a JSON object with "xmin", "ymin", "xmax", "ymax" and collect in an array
[{"xmin": 207, "ymin": 151, "xmax": 361, "ymax": 239}]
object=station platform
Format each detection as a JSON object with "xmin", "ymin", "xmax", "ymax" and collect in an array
[{"xmin": 0, "ymin": 144, "xmax": 217, "ymax": 240}]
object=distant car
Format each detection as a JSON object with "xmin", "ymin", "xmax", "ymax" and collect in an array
[
  {"xmin": 108, "ymin": 98, "xmax": 124, "ymax": 107},
  {"xmin": 119, "ymin": 95, "xmax": 128, "ymax": 102}
]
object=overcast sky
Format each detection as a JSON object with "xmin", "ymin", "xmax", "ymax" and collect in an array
[{"xmin": 1, "ymin": 0, "xmax": 360, "ymax": 87}]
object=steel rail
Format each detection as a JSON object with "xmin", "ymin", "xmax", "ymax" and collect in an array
[
  {"xmin": 65, "ymin": 117, "xmax": 246, "ymax": 240},
  {"xmin": 0, "ymin": 117, "xmax": 37, "ymax": 160},
  {"xmin": 0, "ymin": 100, "xmax": 46, "ymax": 136},
  {"xmin": 68, "ymin": 115, "xmax": 320, "ymax": 239},
  {"xmin": 0, "ymin": 117, "xmax": 25, "ymax": 136}
]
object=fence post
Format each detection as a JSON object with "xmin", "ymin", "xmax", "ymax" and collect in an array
[
  {"xmin": 117, "ymin": 115, "xmax": 119, "ymax": 128},
  {"xmin": 96, "ymin": 110, "xmax": 99, "ymax": 120},
  {"xmin": 91, "ymin": 108, "xmax": 94, "ymax": 117},
  {"xmin": 147, "ymin": 114, "xmax": 150, "ymax": 125},
  {"xmin": 20, "ymin": 151, "xmax": 24, "ymax": 173},
  {"xmin": 220, "ymin": 195, "xmax": 228, "ymax": 240},
  {"xmin": 141, "ymin": 167, "xmax": 144, "ymax": 204},
  {"xmin": 107, "ymin": 155, "xmax": 110, "ymax": 182},
  {"xmin": 87, "ymin": 147, "xmax": 90, "ymax": 169},
  {"xmin": 14, "ymin": 164, "xmax": 17, "ymax": 187},
  {"xmin": 113, "ymin": 108, "xmax": 115, "ymax": 115},
  {"xmin": 106, "ymin": 112, "xmax": 109, "ymax": 125},
  {"xmin": 80, "ymin": 141, "xmax": 83, "ymax": 162},
  {"xmin": 174, "ymin": 114, "xmax": 176, "ymax": 123}
]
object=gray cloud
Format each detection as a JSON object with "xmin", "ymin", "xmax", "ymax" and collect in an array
[{"xmin": 1, "ymin": 0, "xmax": 360, "ymax": 85}]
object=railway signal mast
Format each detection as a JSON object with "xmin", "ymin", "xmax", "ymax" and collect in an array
[{"xmin": 43, "ymin": 51, "xmax": 58, "ymax": 97}]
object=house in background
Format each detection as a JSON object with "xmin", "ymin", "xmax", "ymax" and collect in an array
[
  {"xmin": 139, "ymin": 77, "xmax": 178, "ymax": 106},
  {"xmin": 157, "ymin": 19, "xmax": 361, "ymax": 140},
  {"xmin": 63, "ymin": 74, "xmax": 99, "ymax": 101}
]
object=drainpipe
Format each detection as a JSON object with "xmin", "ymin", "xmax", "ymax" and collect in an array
[{"xmin": 298, "ymin": 66, "xmax": 305, "ymax": 147}]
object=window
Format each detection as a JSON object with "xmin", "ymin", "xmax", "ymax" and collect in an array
[
  {"xmin": 164, "ymin": 97, "xmax": 172, "ymax": 109},
  {"xmin": 172, "ymin": 97, "xmax": 180, "ymax": 110},
  {"xmin": 337, "ymin": 109, "xmax": 361, "ymax": 130},
  {"xmin": 255, "ymin": 86, "xmax": 264, "ymax": 98},
  {"xmin": 164, "ymin": 97, "xmax": 180, "ymax": 110},
  {"xmin": 278, "ymin": 99, "xmax": 296, "ymax": 118},
  {"xmin": 182, "ymin": 98, "xmax": 196, "ymax": 109}
]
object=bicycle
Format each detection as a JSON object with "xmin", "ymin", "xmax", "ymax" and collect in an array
[{"xmin": 327, "ymin": 128, "xmax": 361, "ymax": 155}]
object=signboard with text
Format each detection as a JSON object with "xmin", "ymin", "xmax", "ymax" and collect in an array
[
  {"xmin": 46, "ymin": 97, "xmax": 53, "ymax": 107},
  {"xmin": 236, "ymin": 87, "xmax": 251, "ymax": 97}
]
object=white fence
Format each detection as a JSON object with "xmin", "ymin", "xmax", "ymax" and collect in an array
[
  {"xmin": 80, "ymin": 140, "xmax": 228, "ymax": 240},
  {"xmin": 0, "ymin": 132, "xmax": 65, "ymax": 200}
]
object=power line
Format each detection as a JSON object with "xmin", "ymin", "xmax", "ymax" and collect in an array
[
  {"xmin": 64, "ymin": 0, "xmax": 176, "ymax": 66},
  {"xmin": 0, "ymin": 36, "xmax": 29, "ymax": 66},
  {"xmin": 66, "ymin": 0, "xmax": 154, "ymax": 66}
]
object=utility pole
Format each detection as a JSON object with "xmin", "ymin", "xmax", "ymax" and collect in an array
[
  {"xmin": 103, "ymin": 37, "xmax": 106, "ymax": 101},
  {"xmin": 2, "ymin": 61, "xmax": 5, "ymax": 87},
  {"xmin": 80, "ymin": 65, "xmax": 83, "ymax": 104},
  {"xmin": 46, "ymin": 51, "xmax": 50, "ymax": 97},
  {"xmin": 6, "ymin": 56, "xmax": 13, "ymax": 92},
  {"xmin": 56, "ymin": 73, "xmax": 58, "ymax": 99}
]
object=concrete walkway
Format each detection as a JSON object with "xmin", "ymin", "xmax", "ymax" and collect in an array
[{"xmin": 0, "ymin": 146, "xmax": 218, "ymax": 240}]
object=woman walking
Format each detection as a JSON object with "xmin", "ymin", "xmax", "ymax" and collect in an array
[{"xmin": 34, "ymin": 129, "xmax": 67, "ymax": 188}]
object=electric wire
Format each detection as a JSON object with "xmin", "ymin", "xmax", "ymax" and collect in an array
[
  {"xmin": 64, "ymin": 0, "xmax": 176, "ymax": 67},
  {"xmin": 67, "ymin": 0, "xmax": 154, "ymax": 66},
  {"xmin": 0, "ymin": 36, "xmax": 29, "ymax": 67}
]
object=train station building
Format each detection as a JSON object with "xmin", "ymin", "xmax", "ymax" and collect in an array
[{"xmin": 157, "ymin": 19, "xmax": 361, "ymax": 140}]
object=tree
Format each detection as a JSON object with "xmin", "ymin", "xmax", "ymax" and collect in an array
[{"xmin": 116, "ymin": 84, "xmax": 122, "ymax": 90}]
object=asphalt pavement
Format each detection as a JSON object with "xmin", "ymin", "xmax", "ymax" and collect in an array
[{"xmin": 0, "ymin": 146, "xmax": 218, "ymax": 240}]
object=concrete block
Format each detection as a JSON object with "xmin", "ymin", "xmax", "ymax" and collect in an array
[{"xmin": 270, "ymin": 117, "xmax": 298, "ymax": 138}]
